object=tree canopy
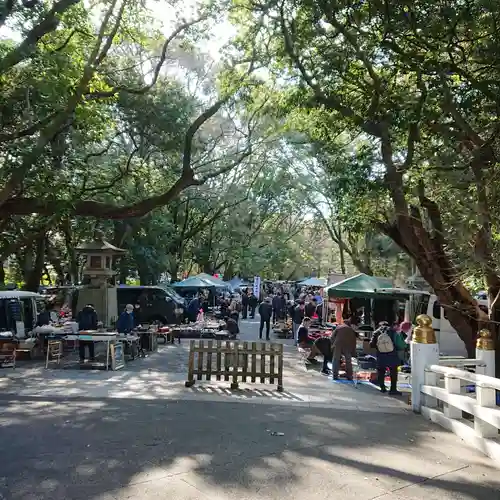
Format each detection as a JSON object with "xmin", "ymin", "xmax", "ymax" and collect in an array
[{"xmin": 4, "ymin": 0, "xmax": 500, "ymax": 362}]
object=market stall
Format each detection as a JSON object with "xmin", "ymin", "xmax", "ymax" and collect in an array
[
  {"xmin": 63, "ymin": 331, "xmax": 125, "ymax": 370},
  {"xmin": 323, "ymin": 273, "xmax": 394, "ymax": 327}
]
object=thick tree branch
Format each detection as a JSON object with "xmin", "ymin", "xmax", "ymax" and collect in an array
[
  {"xmin": 0, "ymin": 96, "xmax": 233, "ymax": 218},
  {"xmin": 0, "ymin": 0, "xmax": 81, "ymax": 74},
  {"xmin": 0, "ymin": 0, "xmax": 15, "ymax": 29},
  {"xmin": 278, "ymin": 6, "xmax": 382, "ymax": 138}
]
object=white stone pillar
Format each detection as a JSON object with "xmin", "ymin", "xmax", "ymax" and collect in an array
[
  {"xmin": 476, "ymin": 329, "xmax": 495, "ymax": 378},
  {"xmin": 411, "ymin": 314, "xmax": 440, "ymax": 413}
]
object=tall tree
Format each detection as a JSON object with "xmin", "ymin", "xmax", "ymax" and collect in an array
[{"xmin": 229, "ymin": 0, "xmax": 500, "ymax": 357}]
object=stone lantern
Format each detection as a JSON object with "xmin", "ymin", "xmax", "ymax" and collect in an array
[{"xmin": 75, "ymin": 237, "xmax": 127, "ymax": 326}]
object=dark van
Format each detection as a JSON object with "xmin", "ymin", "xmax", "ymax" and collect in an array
[{"xmin": 117, "ymin": 286, "xmax": 185, "ymax": 325}]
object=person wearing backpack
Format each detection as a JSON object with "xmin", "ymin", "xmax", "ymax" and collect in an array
[{"xmin": 370, "ymin": 324, "xmax": 402, "ymax": 395}]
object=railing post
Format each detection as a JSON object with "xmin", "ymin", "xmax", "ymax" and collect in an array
[
  {"xmin": 443, "ymin": 375, "xmax": 462, "ymax": 419},
  {"xmin": 423, "ymin": 369, "xmax": 438, "ymax": 408},
  {"xmin": 411, "ymin": 314, "xmax": 439, "ymax": 413},
  {"xmin": 475, "ymin": 383, "xmax": 498, "ymax": 438},
  {"xmin": 475, "ymin": 329, "xmax": 495, "ymax": 378}
]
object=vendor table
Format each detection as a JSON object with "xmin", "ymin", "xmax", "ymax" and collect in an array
[
  {"xmin": 117, "ymin": 334, "xmax": 141, "ymax": 360},
  {"xmin": 158, "ymin": 326, "xmax": 181, "ymax": 344},
  {"xmin": 133, "ymin": 328, "xmax": 159, "ymax": 352},
  {"xmin": 64, "ymin": 332, "xmax": 124, "ymax": 370}
]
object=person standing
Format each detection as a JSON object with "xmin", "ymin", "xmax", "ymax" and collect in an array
[
  {"xmin": 370, "ymin": 324, "xmax": 402, "ymax": 395},
  {"xmin": 292, "ymin": 301, "xmax": 305, "ymax": 345},
  {"xmin": 77, "ymin": 303, "xmax": 98, "ymax": 363},
  {"xmin": 304, "ymin": 297, "xmax": 317, "ymax": 320},
  {"xmin": 258, "ymin": 297, "xmax": 273, "ymax": 340},
  {"xmin": 229, "ymin": 296, "xmax": 240, "ymax": 323},
  {"xmin": 272, "ymin": 292, "xmax": 285, "ymax": 323},
  {"xmin": 116, "ymin": 304, "xmax": 135, "ymax": 333},
  {"xmin": 248, "ymin": 292, "xmax": 258, "ymax": 319},
  {"xmin": 331, "ymin": 319, "xmax": 358, "ymax": 380},
  {"xmin": 241, "ymin": 289, "xmax": 249, "ymax": 320},
  {"xmin": 187, "ymin": 294, "xmax": 200, "ymax": 323}
]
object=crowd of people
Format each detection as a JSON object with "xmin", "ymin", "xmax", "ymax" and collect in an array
[
  {"xmin": 182, "ymin": 281, "xmax": 411, "ymax": 396},
  {"xmin": 297, "ymin": 316, "xmax": 412, "ymax": 396}
]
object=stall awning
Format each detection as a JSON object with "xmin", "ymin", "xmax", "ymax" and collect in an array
[
  {"xmin": 299, "ymin": 277, "xmax": 327, "ymax": 287},
  {"xmin": 171, "ymin": 277, "xmax": 215, "ymax": 289},
  {"xmin": 325, "ymin": 274, "xmax": 394, "ymax": 299},
  {"xmin": 193, "ymin": 273, "xmax": 227, "ymax": 288}
]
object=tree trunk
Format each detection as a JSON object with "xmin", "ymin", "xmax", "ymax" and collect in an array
[
  {"xmin": 24, "ymin": 236, "xmax": 46, "ymax": 291},
  {"xmin": 139, "ymin": 270, "xmax": 150, "ymax": 285},
  {"xmin": 223, "ymin": 262, "xmax": 234, "ymax": 281},
  {"xmin": 203, "ymin": 263, "xmax": 213, "ymax": 274},
  {"xmin": 383, "ymin": 215, "xmax": 479, "ymax": 357},
  {"xmin": 62, "ymin": 220, "xmax": 78, "ymax": 284},
  {"xmin": 0, "ymin": 261, "xmax": 4, "ymax": 286},
  {"xmin": 336, "ymin": 220, "xmax": 346, "ymax": 274},
  {"xmin": 169, "ymin": 261, "xmax": 179, "ymax": 283}
]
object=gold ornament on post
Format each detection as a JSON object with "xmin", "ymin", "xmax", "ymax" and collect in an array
[
  {"xmin": 413, "ymin": 314, "xmax": 437, "ymax": 344},
  {"xmin": 476, "ymin": 329, "xmax": 494, "ymax": 351}
]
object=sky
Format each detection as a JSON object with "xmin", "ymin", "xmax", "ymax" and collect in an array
[{"xmin": 0, "ymin": 0, "xmax": 235, "ymax": 60}]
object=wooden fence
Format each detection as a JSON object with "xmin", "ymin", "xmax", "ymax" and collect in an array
[{"xmin": 185, "ymin": 340, "xmax": 284, "ymax": 391}]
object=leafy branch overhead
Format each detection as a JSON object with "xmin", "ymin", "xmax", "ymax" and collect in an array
[
  {"xmin": 227, "ymin": 0, "xmax": 500, "ymax": 355},
  {"xmin": 0, "ymin": 0, "xmax": 266, "ymax": 219}
]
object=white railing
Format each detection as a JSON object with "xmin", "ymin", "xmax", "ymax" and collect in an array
[
  {"xmin": 438, "ymin": 358, "xmax": 486, "ymax": 372},
  {"xmin": 421, "ymin": 364, "xmax": 500, "ymax": 463}
]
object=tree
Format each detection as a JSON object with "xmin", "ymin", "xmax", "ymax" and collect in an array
[
  {"xmin": 228, "ymin": 0, "xmax": 500, "ymax": 358},
  {"xmin": 0, "ymin": 0, "xmax": 259, "ymax": 220}
]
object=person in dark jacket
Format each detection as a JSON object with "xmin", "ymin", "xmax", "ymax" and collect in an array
[
  {"xmin": 272, "ymin": 293, "xmax": 285, "ymax": 323},
  {"xmin": 225, "ymin": 316, "xmax": 239, "ymax": 338},
  {"xmin": 77, "ymin": 304, "xmax": 98, "ymax": 362},
  {"xmin": 258, "ymin": 297, "xmax": 273, "ymax": 340},
  {"xmin": 117, "ymin": 304, "xmax": 135, "ymax": 334},
  {"xmin": 241, "ymin": 289, "xmax": 249, "ymax": 319},
  {"xmin": 36, "ymin": 303, "xmax": 53, "ymax": 327},
  {"xmin": 248, "ymin": 293, "xmax": 258, "ymax": 319},
  {"xmin": 187, "ymin": 295, "xmax": 200, "ymax": 323},
  {"xmin": 292, "ymin": 301, "xmax": 305, "ymax": 345},
  {"xmin": 370, "ymin": 325, "xmax": 402, "ymax": 395},
  {"xmin": 304, "ymin": 298, "xmax": 317, "ymax": 320}
]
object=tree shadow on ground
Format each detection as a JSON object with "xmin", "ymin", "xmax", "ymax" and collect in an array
[{"xmin": 0, "ymin": 394, "xmax": 498, "ymax": 500}]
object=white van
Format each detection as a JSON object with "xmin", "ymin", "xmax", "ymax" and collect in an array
[
  {"xmin": 378, "ymin": 288, "xmax": 487, "ymax": 356},
  {"xmin": 0, "ymin": 290, "xmax": 41, "ymax": 338}
]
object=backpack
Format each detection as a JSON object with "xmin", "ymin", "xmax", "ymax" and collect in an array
[{"xmin": 377, "ymin": 329, "xmax": 394, "ymax": 353}]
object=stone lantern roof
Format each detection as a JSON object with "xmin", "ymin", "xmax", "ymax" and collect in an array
[{"xmin": 76, "ymin": 238, "xmax": 127, "ymax": 255}]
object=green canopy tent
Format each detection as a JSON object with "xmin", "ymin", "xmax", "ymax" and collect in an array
[
  {"xmin": 325, "ymin": 274, "xmax": 394, "ymax": 299},
  {"xmin": 324, "ymin": 274, "xmax": 397, "ymax": 325}
]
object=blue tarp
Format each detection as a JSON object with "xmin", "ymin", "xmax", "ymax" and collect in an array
[
  {"xmin": 299, "ymin": 277, "xmax": 327, "ymax": 287},
  {"xmin": 193, "ymin": 273, "xmax": 227, "ymax": 288},
  {"xmin": 171, "ymin": 277, "xmax": 215, "ymax": 289}
]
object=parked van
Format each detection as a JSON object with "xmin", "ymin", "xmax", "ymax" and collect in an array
[
  {"xmin": 44, "ymin": 285, "xmax": 186, "ymax": 326},
  {"xmin": 379, "ymin": 288, "xmax": 488, "ymax": 356},
  {"xmin": 0, "ymin": 290, "xmax": 41, "ymax": 337},
  {"xmin": 116, "ymin": 285, "xmax": 185, "ymax": 324}
]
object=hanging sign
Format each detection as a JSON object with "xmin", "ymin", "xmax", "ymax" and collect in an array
[{"xmin": 253, "ymin": 276, "xmax": 261, "ymax": 299}]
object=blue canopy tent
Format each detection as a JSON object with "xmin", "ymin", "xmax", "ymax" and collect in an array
[
  {"xmin": 171, "ymin": 277, "xmax": 215, "ymax": 289},
  {"xmin": 193, "ymin": 273, "xmax": 228, "ymax": 288},
  {"xmin": 299, "ymin": 277, "xmax": 327, "ymax": 287}
]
